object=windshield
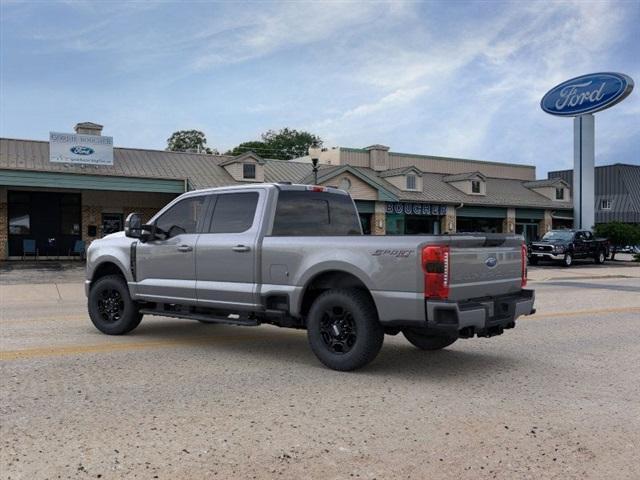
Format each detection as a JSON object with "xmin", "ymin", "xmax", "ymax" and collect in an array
[{"xmin": 542, "ymin": 231, "xmax": 574, "ymax": 241}]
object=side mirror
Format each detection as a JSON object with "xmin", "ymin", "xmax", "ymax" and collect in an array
[{"xmin": 124, "ymin": 213, "xmax": 143, "ymax": 239}]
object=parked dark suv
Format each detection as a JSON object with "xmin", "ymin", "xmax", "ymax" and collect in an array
[{"xmin": 528, "ymin": 230, "xmax": 609, "ymax": 267}]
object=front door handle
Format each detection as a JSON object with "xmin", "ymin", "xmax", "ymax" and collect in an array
[
  {"xmin": 232, "ymin": 245, "xmax": 250, "ymax": 253},
  {"xmin": 177, "ymin": 244, "xmax": 193, "ymax": 252}
]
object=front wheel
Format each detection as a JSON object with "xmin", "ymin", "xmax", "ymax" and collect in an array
[
  {"xmin": 529, "ymin": 256, "xmax": 538, "ymax": 265},
  {"xmin": 88, "ymin": 274, "xmax": 142, "ymax": 335},
  {"xmin": 306, "ymin": 289, "xmax": 384, "ymax": 371},
  {"xmin": 595, "ymin": 250, "xmax": 606, "ymax": 264},
  {"xmin": 562, "ymin": 253, "xmax": 573, "ymax": 267},
  {"xmin": 402, "ymin": 329, "xmax": 457, "ymax": 350}
]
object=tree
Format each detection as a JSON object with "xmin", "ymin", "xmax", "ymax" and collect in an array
[
  {"xmin": 226, "ymin": 128, "xmax": 322, "ymax": 160},
  {"xmin": 593, "ymin": 222, "xmax": 640, "ymax": 260},
  {"xmin": 166, "ymin": 130, "xmax": 217, "ymax": 154},
  {"xmin": 225, "ymin": 141, "xmax": 269, "ymax": 157}
]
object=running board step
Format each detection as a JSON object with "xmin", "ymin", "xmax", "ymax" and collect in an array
[{"xmin": 139, "ymin": 309, "xmax": 259, "ymax": 327}]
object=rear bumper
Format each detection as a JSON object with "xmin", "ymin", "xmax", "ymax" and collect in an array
[{"xmin": 423, "ymin": 289, "xmax": 535, "ymax": 338}]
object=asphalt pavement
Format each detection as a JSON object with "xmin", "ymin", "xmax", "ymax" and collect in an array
[{"xmin": 1, "ymin": 263, "xmax": 639, "ymax": 479}]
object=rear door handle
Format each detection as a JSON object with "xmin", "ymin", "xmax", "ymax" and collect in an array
[
  {"xmin": 232, "ymin": 245, "xmax": 250, "ymax": 253},
  {"xmin": 177, "ymin": 245, "xmax": 193, "ymax": 252}
]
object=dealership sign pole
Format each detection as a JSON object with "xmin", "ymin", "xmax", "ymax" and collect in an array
[{"xmin": 541, "ymin": 72, "xmax": 633, "ymax": 230}]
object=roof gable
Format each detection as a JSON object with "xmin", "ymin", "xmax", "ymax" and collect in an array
[
  {"xmin": 219, "ymin": 151, "xmax": 265, "ymax": 166},
  {"xmin": 443, "ymin": 171, "xmax": 486, "ymax": 182}
]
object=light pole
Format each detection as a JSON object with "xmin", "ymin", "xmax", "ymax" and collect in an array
[{"xmin": 308, "ymin": 144, "xmax": 321, "ymax": 185}]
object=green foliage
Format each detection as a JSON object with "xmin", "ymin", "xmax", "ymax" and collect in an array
[
  {"xmin": 166, "ymin": 130, "xmax": 217, "ymax": 154},
  {"xmin": 594, "ymin": 222, "xmax": 640, "ymax": 260},
  {"xmin": 226, "ymin": 128, "xmax": 322, "ymax": 160},
  {"xmin": 225, "ymin": 141, "xmax": 269, "ymax": 157}
]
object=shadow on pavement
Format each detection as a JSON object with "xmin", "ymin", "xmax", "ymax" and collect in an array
[{"xmin": 88, "ymin": 317, "xmax": 522, "ymax": 378}]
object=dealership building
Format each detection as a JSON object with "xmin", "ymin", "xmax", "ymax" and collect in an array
[{"xmin": 0, "ymin": 122, "xmax": 580, "ymax": 260}]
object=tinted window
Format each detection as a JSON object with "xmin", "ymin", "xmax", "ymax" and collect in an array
[
  {"xmin": 209, "ymin": 192, "xmax": 258, "ymax": 233},
  {"xmin": 155, "ymin": 196, "xmax": 205, "ymax": 238},
  {"xmin": 272, "ymin": 190, "xmax": 361, "ymax": 236},
  {"xmin": 243, "ymin": 163, "xmax": 256, "ymax": 179}
]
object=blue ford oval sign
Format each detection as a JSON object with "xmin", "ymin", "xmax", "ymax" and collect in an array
[
  {"xmin": 541, "ymin": 72, "xmax": 633, "ymax": 116},
  {"xmin": 70, "ymin": 146, "xmax": 95, "ymax": 155},
  {"xmin": 485, "ymin": 256, "xmax": 498, "ymax": 268}
]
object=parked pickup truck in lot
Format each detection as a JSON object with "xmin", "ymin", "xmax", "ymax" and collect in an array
[
  {"xmin": 528, "ymin": 230, "xmax": 609, "ymax": 267},
  {"xmin": 86, "ymin": 184, "xmax": 535, "ymax": 371}
]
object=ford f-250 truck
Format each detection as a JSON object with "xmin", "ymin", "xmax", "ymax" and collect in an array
[{"xmin": 86, "ymin": 184, "xmax": 535, "ymax": 371}]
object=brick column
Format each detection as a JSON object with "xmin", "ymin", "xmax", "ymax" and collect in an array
[
  {"xmin": 0, "ymin": 189, "xmax": 7, "ymax": 261},
  {"xmin": 539, "ymin": 210, "xmax": 553, "ymax": 236},
  {"xmin": 502, "ymin": 207, "xmax": 516, "ymax": 234},
  {"xmin": 440, "ymin": 205, "xmax": 457, "ymax": 233},
  {"xmin": 372, "ymin": 202, "xmax": 386, "ymax": 235},
  {"xmin": 81, "ymin": 205, "xmax": 102, "ymax": 249}
]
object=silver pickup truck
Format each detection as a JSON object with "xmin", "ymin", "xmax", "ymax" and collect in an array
[{"xmin": 86, "ymin": 183, "xmax": 534, "ymax": 371}]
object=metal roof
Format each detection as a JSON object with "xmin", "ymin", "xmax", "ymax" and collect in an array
[{"xmin": 1, "ymin": 137, "xmax": 573, "ymax": 210}]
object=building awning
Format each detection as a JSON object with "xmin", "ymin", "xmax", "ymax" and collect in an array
[
  {"xmin": 0, "ymin": 169, "xmax": 186, "ymax": 194},
  {"xmin": 457, "ymin": 206, "xmax": 507, "ymax": 218},
  {"xmin": 552, "ymin": 212, "xmax": 574, "ymax": 220}
]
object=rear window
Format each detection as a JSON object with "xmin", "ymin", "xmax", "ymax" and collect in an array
[{"xmin": 272, "ymin": 190, "xmax": 361, "ymax": 236}]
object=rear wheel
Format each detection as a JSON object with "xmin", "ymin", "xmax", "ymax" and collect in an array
[
  {"xmin": 402, "ymin": 329, "xmax": 457, "ymax": 350},
  {"xmin": 88, "ymin": 274, "xmax": 142, "ymax": 335},
  {"xmin": 306, "ymin": 289, "xmax": 384, "ymax": 371}
]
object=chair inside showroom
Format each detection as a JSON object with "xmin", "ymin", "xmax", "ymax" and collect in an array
[
  {"xmin": 69, "ymin": 240, "xmax": 86, "ymax": 260},
  {"xmin": 22, "ymin": 239, "xmax": 38, "ymax": 261}
]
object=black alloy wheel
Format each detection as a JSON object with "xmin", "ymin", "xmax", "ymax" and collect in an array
[
  {"xmin": 319, "ymin": 305, "xmax": 358, "ymax": 354},
  {"xmin": 88, "ymin": 274, "xmax": 142, "ymax": 335},
  {"xmin": 97, "ymin": 288, "xmax": 125, "ymax": 323},
  {"xmin": 306, "ymin": 289, "xmax": 384, "ymax": 371}
]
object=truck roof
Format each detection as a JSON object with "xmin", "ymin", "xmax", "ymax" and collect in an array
[{"xmin": 181, "ymin": 183, "xmax": 350, "ymax": 197}]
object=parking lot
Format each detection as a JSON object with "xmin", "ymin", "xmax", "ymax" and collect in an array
[{"xmin": 1, "ymin": 261, "xmax": 640, "ymax": 479}]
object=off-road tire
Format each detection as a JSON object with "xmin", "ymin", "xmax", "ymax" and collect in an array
[
  {"xmin": 306, "ymin": 289, "xmax": 384, "ymax": 371},
  {"xmin": 402, "ymin": 329, "xmax": 457, "ymax": 350},
  {"xmin": 88, "ymin": 274, "xmax": 142, "ymax": 335}
]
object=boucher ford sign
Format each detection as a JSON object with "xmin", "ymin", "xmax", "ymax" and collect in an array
[
  {"xmin": 540, "ymin": 72, "xmax": 634, "ymax": 117},
  {"xmin": 386, "ymin": 202, "xmax": 447, "ymax": 216},
  {"xmin": 49, "ymin": 132, "xmax": 114, "ymax": 165}
]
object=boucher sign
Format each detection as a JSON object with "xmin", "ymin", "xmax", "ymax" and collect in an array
[
  {"xmin": 386, "ymin": 202, "xmax": 447, "ymax": 216},
  {"xmin": 49, "ymin": 132, "xmax": 114, "ymax": 166}
]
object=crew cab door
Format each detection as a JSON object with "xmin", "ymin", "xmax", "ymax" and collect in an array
[
  {"xmin": 574, "ymin": 231, "xmax": 589, "ymax": 257},
  {"xmin": 195, "ymin": 190, "xmax": 264, "ymax": 310},
  {"xmin": 135, "ymin": 195, "xmax": 207, "ymax": 304}
]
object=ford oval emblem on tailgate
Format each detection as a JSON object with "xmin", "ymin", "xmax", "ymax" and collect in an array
[{"xmin": 485, "ymin": 256, "xmax": 498, "ymax": 268}]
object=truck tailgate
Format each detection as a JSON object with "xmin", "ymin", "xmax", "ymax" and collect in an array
[{"xmin": 445, "ymin": 234, "xmax": 524, "ymax": 301}]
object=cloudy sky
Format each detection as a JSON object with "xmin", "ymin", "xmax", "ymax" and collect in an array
[{"xmin": 1, "ymin": 0, "xmax": 638, "ymax": 176}]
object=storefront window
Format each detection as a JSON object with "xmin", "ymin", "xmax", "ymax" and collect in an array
[
  {"xmin": 457, "ymin": 217, "xmax": 503, "ymax": 233},
  {"xmin": 8, "ymin": 192, "xmax": 30, "ymax": 234}
]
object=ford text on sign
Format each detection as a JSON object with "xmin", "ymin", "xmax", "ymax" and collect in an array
[
  {"xmin": 541, "ymin": 72, "xmax": 634, "ymax": 117},
  {"xmin": 49, "ymin": 132, "xmax": 114, "ymax": 166}
]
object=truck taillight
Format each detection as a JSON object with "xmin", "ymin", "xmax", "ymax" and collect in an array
[
  {"xmin": 422, "ymin": 245, "xmax": 450, "ymax": 299},
  {"xmin": 521, "ymin": 243, "xmax": 528, "ymax": 287}
]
